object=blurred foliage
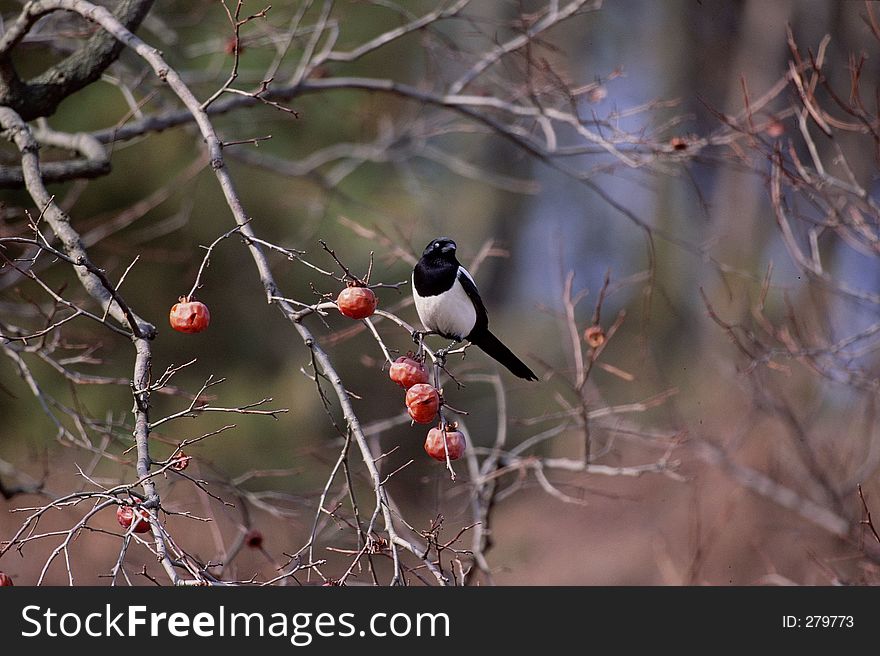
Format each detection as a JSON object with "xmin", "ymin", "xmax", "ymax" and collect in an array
[{"xmin": 2, "ymin": 0, "xmax": 880, "ymax": 584}]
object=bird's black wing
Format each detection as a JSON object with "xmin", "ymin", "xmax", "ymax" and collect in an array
[{"xmin": 457, "ymin": 267, "xmax": 489, "ymax": 336}]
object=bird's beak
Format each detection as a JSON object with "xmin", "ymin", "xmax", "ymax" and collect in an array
[{"xmin": 441, "ymin": 244, "xmax": 456, "ymax": 254}]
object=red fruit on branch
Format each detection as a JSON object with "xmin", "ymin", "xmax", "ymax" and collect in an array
[
  {"xmin": 424, "ymin": 426, "xmax": 466, "ymax": 461},
  {"xmin": 405, "ymin": 383, "xmax": 440, "ymax": 423},
  {"xmin": 223, "ymin": 36, "xmax": 242, "ymax": 56},
  {"xmin": 169, "ymin": 297, "xmax": 211, "ymax": 333},
  {"xmin": 0, "ymin": 572, "xmax": 13, "ymax": 586},
  {"xmin": 170, "ymin": 452, "xmax": 191, "ymax": 471},
  {"xmin": 336, "ymin": 285, "xmax": 377, "ymax": 319},
  {"xmin": 116, "ymin": 503, "xmax": 151, "ymax": 534},
  {"xmin": 765, "ymin": 120, "xmax": 785, "ymax": 138},
  {"xmin": 244, "ymin": 529, "xmax": 264, "ymax": 549},
  {"xmin": 389, "ymin": 356, "xmax": 429, "ymax": 389},
  {"xmin": 669, "ymin": 136, "xmax": 688, "ymax": 150},
  {"xmin": 584, "ymin": 324, "xmax": 605, "ymax": 349}
]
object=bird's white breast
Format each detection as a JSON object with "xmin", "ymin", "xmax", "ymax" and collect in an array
[{"xmin": 412, "ymin": 270, "xmax": 476, "ymax": 340}]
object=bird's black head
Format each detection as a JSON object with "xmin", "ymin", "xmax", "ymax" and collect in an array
[{"xmin": 422, "ymin": 237, "xmax": 457, "ymax": 261}]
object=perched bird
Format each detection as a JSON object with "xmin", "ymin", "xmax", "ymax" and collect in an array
[{"xmin": 412, "ymin": 237, "xmax": 538, "ymax": 381}]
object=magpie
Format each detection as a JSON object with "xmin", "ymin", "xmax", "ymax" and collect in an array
[{"xmin": 412, "ymin": 237, "xmax": 538, "ymax": 381}]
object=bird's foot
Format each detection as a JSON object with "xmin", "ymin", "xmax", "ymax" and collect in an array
[
  {"xmin": 412, "ymin": 329, "xmax": 437, "ymax": 345},
  {"xmin": 435, "ymin": 340, "xmax": 461, "ymax": 363},
  {"xmin": 412, "ymin": 329, "xmax": 433, "ymax": 360}
]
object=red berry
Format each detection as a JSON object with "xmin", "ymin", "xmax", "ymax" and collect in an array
[
  {"xmin": 170, "ymin": 451, "xmax": 191, "ymax": 471},
  {"xmin": 669, "ymin": 136, "xmax": 688, "ymax": 150},
  {"xmin": 169, "ymin": 298, "xmax": 211, "ymax": 333},
  {"xmin": 223, "ymin": 36, "xmax": 242, "ymax": 56},
  {"xmin": 405, "ymin": 383, "xmax": 440, "ymax": 424},
  {"xmin": 765, "ymin": 120, "xmax": 785, "ymax": 138},
  {"xmin": 116, "ymin": 503, "xmax": 151, "ymax": 534},
  {"xmin": 244, "ymin": 529, "xmax": 263, "ymax": 549},
  {"xmin": 424, "ymin": 426, "xmax": 466, "ymax": 461},
  {"xmin": 389, "ymin": 356, "xmax": 429, "ymax": 389},
  {"xmin": 0, "ymin": 572, "xmax": 13, "ymax": 586},
  {"xmin": 583, "ymin": 325, "xmax": 605, "ymax": 349},
  {"xmin": 336, "ymin": 286, "xmax": 377, "ymax": 319}
]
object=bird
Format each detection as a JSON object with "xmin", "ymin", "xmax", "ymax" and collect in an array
[{"xmin": 412, "ymin": 237, "xmax": 538, "ymax": 381}]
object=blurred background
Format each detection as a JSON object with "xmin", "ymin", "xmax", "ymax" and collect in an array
[{"xmin": 2, "ymin": 0, "xmax": 880, "ymax": 585}]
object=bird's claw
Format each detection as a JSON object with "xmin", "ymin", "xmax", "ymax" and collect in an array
[
  {"xmin": 412, "ymin": 330, "xmax": 427, "ymax": 359},
  {"xmin": 435, "ymin": 340, "xmax": 460, "ymax": 363}
]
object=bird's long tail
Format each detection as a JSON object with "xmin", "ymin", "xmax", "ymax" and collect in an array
[{"xmin": 471, "ymin": 329, "xmax": 538, "ymax": 381}]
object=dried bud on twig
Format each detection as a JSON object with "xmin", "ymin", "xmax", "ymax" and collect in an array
[
  {"xmin": 584, "ymin": 325, "xmax": 606, "ymax": 349},
  {"xmin": 244, "ymin": 529, "xmax": 264, "ymax": 549}
]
